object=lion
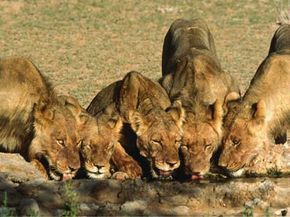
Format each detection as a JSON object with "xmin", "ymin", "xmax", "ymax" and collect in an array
[
  {"xmin": 160, "ymin": 18, "xmax": 240, "ymax": 179},
  {"xmin": 60, "ymin": 95, "xmax": 128, "ymax": 179},
  {"xmin": 218, "ymin": 24, "xmax": 290, "ymax": 177},
  {"xmin": 0, "ymin": 57, "xmax": 81, "ymax": 181},
  {"xmin": 87, "ymin": 71, "xmax": 185, "ymax": 179},
  {"xmin": 226, "ymin": 143, "xmax": 290, "ymax": 177}
]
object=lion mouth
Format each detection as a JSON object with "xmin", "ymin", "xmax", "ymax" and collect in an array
[
  {"xmin": 87, "ymin": 171, "xmax": 109, "ymax": 179},
  {"xmin": 229, "ymin": 168, "xmax": 245, "ymax": 177},
  {"xmin": 191, "ymin": 172, "xmax": 204, "ymax": 180},
  {"xmin": 49, "ymin": 167, "xmax": 76, "ymax": 181},
  {"xmin": 158, "ymin": 169, "xmax": 172, "ymax": 177},
  {"xmin": 36, "ymin": 155, "xmax": 74, "ymax": 181},
  {"xmin": 152, "ymin": 167, "xmax": 174, "ymax": 180},
  {"xmin": 49, "ymin": 167, "xmax": 62, "ymax": 181}
]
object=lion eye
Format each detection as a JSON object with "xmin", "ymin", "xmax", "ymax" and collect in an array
[
  {"xmin": 140, "ymin": 149, "xmax": 148, "ymax": 157},
  {"xmin": 152, "ymin": 140, "xmax": 161, "ymax": 144},
  {"xmin": 85, "ymin": 144, "xmax": 91, "ymax": 150},
  {"xmin": 180, "ymin": 145, "xmax": 188, "ymax": 150},
  {"xmin": 204, "ymin": 143, "xmax": 212, "ymax": 151},
  {"xmin": 175, "ymin": 139, "xmax": 182, "ymax": 145},
  {"xmin": 77, "ymin": 140, "xmax": 83, "ymax": 149},
  {"xmin": 57, "ymin": 139, "xmax": 65, "ymax": 147},
  {"xmin": 107, "ymin": 143, "xmax": 114, "ymax": 152},
  {"xmin": 232, "ymin": 137, "xmax": 241, "ymax": 147}
]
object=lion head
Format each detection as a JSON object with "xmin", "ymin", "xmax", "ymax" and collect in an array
[
  {"xmin": 128, "ymin": 100, "xmax": 185, "ymax": 179},
  {"xmin": 218, "ymin": 100, "xmax": 268, "ymax": 177},
  {"xmin": 29, "ymin": 103, "xmax": 81, "ymax": 181},
  {"xmin": 179, "ymin": 100, "xmax": 224, "ymax": 179},
  {"xmin": 60, "ymin": 96, "xmax": 123, "ymax": 179},
  {"xmin": 79, "ymin": 112, "xmax": 123, "ymax": 179}
]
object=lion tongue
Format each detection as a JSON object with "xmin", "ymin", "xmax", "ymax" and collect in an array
[
  {"xmin": 62, "ymin": 173, "xmax": 74, "ymax": 181},
  {"xmin": 191, "ymin": 174, "xmax": 204, "ymax": 180}
]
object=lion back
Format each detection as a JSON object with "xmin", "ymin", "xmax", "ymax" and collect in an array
[
  {"xmin": 269, "ymin": 24, "xmax": 290, "ymax": 54},
  {"xmin": 0, "ymin": 57, "xmax": 54, "ymax": 154},
  {"xmin": 86, "ymin": 80, "xmax": 122, "ymax": 116}
]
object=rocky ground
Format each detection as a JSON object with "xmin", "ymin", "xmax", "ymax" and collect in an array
[{"xmin": 0, "ymin": 153, "xmax": 290, "ymax": 216}]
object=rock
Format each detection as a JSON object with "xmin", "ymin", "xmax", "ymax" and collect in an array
[
  {"xmin": 19, "ymin": 198, "xmax": 40, "ymax": 216},
  {"xmin": 281, "ymin": 209, "xmax": 288, "ymax": 216},
  {"xmin": 275, "ymin": 208, "xmax": 288, "ymax": 216},
  {"xmin": 79, "ymin": 203, "xmax": 91, "ymax": 212},
  {"xmin": 0, "ymin": 153, "xmax": 46, "ymax": 183},
  {"xmin": 78, "ymin": 203, "xmax": 100, "ymax": 216},
  {"xmin": 0, "ymin": 171, "xmax": 290, "ymax": 216},
  {"xmin": 120, "ymin": 200, "xmax": 147, "ymax": 214},
  {"xmin": 171, "ymin": 206, "xmax": 190, "ymax": 215}
]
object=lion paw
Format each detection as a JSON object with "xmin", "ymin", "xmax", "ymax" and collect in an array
[
  {"xmin": 111, "ymin": 172, "xmax": 129, "ymax": 181},
  {"xmin": 119, "ymin": 160, "xmax": 142, "ymax": 179},
  {"xmin": 31, "ymin": 160, "xmax": 49, "ymax": 180}
]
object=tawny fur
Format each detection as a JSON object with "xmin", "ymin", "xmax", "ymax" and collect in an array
[
  {"xmin": 160, "ymin": 18, "xmax": 240, "ymax": 176},
  {"xmin": 0, "ymin": 57, "xmax": 81, "ymax": 180},
  {"xmin": 87, "ymin": 71, "xmax": 185, "ymax": 179},
  {"xmin": 219, "ymin": 24, "xmax": 290, "ymax": 176},
  {"xmin": 60, "ymin": 95, "xmax": 124, "ymax": 179}
]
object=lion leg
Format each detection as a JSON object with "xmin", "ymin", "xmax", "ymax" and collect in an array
[
  {"xmin": 31, "ymin": 159, "xmax": 49, "ymax": 180},
  {"xmin": 111, "ymin": 142, "xmax": 142, "ymax": 180}
]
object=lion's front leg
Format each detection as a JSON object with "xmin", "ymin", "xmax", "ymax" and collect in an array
[
  {"xmin": 111, "ymin": 142, "xmax": 142, "ymax": 180},
  {"xmin": 31, "ymin": 159, "xmax": 49, "ymax": 180}
]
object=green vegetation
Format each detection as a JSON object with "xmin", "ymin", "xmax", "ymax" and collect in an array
[
  {"xmin": 242, "ymin": 205, "xmax": 254, "ymax": 217},
  {"xmin": 25, "ymin": 209, "xmax": 39, "ymax": 217},
  {"xmin": 267, "ymin": 166, "xmax": 283, "ymax": 178},
  {"xmin": 264, "ymin": 206, "xmax": 271, "ymax": 217},
  {"xmin": 62, "ymin": 181, "xmax": 79, "ymax": 217},
  {"xmin": 0, "ymin": 192, "xmax": 16, "ymax": 217}
]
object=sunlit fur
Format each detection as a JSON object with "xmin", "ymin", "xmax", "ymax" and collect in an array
[
  {"xmin": 0, "ymin": 57, "xmax": 81, "ymax": 180},
  {"xmin": 219, "ymin": 24, "xmax": 290, "ymax": 175},
  {"xmin": 88, "ymin": 71, "xmax": 185, "ymax": 179},
  {"xmin": 87, "ymin": 91, "xmax": 142, "ymax": 179},
  {"xmin": 61, "ymin": 95, "xmax": 123, "ymax": 179},
  {"xmin": 160, "ymin": 18, "xmax": 240, "ymax": 176}
]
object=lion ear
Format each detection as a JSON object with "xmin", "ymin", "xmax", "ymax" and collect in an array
[
  {"xmin": 167, "ymin": 100, "xmax": 186, "ymax": 129},
  {"xmin": 59, "ymin": 95, "xmax": 83, "ymax": 116},
  {"xmin": 78, "ymin": 113, "xmax": 90, "ymax": 125},
  {"xmin": 212, "ymin": 99, "xmax": 223, "ymax": 135},
  {"xmin": 108, "ymin": 115, "xmax": 123, "ymax": 134},
  {"xmin": 128, "ymin": 111, "xmax": 147, "ymax": 136},
  {"xmin": 34, "ymin": 105, "xmax": 55, "ymax": 127},
  {"xmin": 223, "ymin": 91, "xmax": 241, "ymax": 113},
  {"xmin": 159, "ymin": 74, "xmax": 173, "ymax": 94},
  {"xmin": 253, "ymin": 100, "xmax": 266, "ymax": 125}
]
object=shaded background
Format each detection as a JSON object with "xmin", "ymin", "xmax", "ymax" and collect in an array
[{"xmin": 0, "ymin": 0, "xmax": 287, "ymax": 106}]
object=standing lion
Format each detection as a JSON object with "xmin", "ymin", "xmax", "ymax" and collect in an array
[
  {"xmin": 160, "ymin": 19, "xmax": 240, "ymax": 179},
  {"xmin": 219, "ymin": 24, "xmax": 290, "ymax": 177}
]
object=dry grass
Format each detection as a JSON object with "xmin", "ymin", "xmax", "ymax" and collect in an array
[{"xmin": 0, "ymin": 0, "xmax": 288, "ymax": 106}]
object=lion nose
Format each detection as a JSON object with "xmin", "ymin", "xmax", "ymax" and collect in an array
[
  {"xmin": 69, "ymin": 166, "xmax": 78, "ymax": 172},
  {"xmin": 166, "ymin": 160, "xmax": 180, "ymax": 169},
  {"xmin": 96, "ymin": 165, "xmax": 105, "ymax": 170},
  {"xmin": 218, "ymin": 160, "xmax": 228, "ymax": 168}
]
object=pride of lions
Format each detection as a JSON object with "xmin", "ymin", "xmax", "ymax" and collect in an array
[{"xmin": 0, "ymin": 18, "xmax": 289, "ymax": 181}]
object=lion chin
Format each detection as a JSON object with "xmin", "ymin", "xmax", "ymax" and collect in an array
[
  {"xmin": 87, "ymin": 172, "xmax": 110, "ymax": 179},
  {"xmin": 151, "ymin": 167, "xmax": 174, "ymax": 180},
  {"xmin": 49, "ymin": 167, "xmax": 76, "ymax": 181},
  {"xmin": 229, "ymin": 168, "xmax": 245, "ymax": 178}
]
